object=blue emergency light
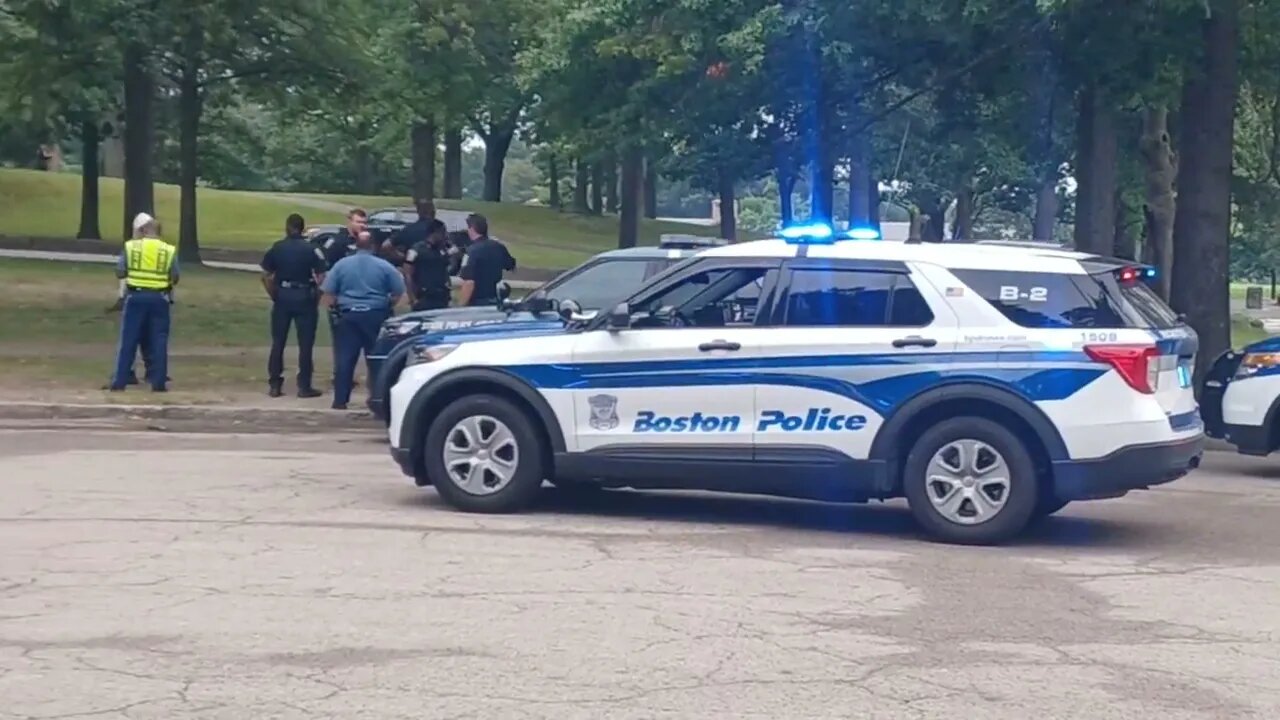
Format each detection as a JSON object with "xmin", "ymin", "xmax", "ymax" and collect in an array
[{"xmin": 779, "ymin": 223, "xmax": 882, "ymax": 244}]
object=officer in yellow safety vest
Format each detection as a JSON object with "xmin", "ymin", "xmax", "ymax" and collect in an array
[{"xmin": 108, "ymin": 213, "xmax": 180, "ymax": 392}]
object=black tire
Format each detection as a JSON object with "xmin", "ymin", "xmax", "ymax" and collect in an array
[
  {"xmin": 376, "ymin": 358, "xmax": 406, "ymax": 428},
  {"xmin": 423, "ymin": 394, "xmax": 546, "ymax": 513},
  {"xmin": 901, "ymin": 416, "xmax": 1039, "ymax": 545}
]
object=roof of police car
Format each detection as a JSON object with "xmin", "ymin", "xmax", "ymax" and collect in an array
[
  {"xmin": 595, "ymin": 245, "xmax": 702, "ymax": 259},
  {"xmin": 700, "ymin": 238, "xmax": 1098, "ymax": 272}
]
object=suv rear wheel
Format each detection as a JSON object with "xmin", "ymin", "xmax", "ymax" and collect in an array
[
  {"xmin": 902, "ymin": 417, "xmax": 1038, "ymax": 545},
  {"xmin": 424, "ymin": 394, "xmax": 546, "ymax": 513}
]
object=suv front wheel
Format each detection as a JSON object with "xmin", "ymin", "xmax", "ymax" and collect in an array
[
  {"xmin": 424, "ymin": 394, "xmax": 546, "ymax": 513},
  {"xmin": 901, "ymin": 417, "xmax": 1038, "ymax": 545}
]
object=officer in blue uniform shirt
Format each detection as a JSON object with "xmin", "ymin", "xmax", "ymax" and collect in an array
[
  {"xmin": 109, "ymin": 213, "xmax": 180, "ymax": 392},
  {"xmin": 321, "ymin": 230, "xmax": 405, "ymax": 410}
]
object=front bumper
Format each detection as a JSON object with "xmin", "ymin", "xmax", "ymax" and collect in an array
[
  {"xmin": 391, "ymin": 446, "xmax": 414, "ymax": 478},
  {"xmin": 1050, "ymin": 435, "xmax": 1204, "ymax": 502},
  {"xmin": 1223, "ymin": 423, "xmax": 1272, "ymax": 456}
]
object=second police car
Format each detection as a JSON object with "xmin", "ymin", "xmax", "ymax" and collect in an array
[
  {"xmin": 366, "ymin": 236, "xmax": 722, "ymax": 421},
  {"xmin": 1200, "ymin": 337, "xmax": 1280, "ymax": 455},
  {"xmin": 386, "ymin": 225, "xmax": 1205, "ymax": 545}
]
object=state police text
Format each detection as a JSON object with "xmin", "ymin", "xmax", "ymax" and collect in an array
[{"xmin": 632, "ymin": 409, "xmax": 868, "ymax": 433}]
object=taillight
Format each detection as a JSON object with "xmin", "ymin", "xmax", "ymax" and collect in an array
[{"xmin": 1085, "ymin": 344, "xmax": 1159, "ymax": 394}]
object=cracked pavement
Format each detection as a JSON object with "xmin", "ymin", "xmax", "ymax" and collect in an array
[{"xmin": 1, "ymin": 428, "xmax": 1279, "ymax": 719}]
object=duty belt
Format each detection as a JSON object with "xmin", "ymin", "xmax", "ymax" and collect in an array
[
  {"xmin": 278, "ymin": 281, "xmax": 316, "ymax": 289},
  {"xmin": 126, "ymin": 285, "xmax": 170, "ymax": 293}
]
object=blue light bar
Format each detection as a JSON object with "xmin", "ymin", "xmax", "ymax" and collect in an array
[
  {"xmin": 846, "ymin": 227, "xmax": 881, "ymax": 240},
  {"xmin": 1144, "ymin": 268, "xmax": 1157, "ymax": 279},
  {"xmin": 780, "ymin": 223, "xmax": 836, "ymax": 243}
]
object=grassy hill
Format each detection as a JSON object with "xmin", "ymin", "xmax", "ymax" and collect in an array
[{"xmin": 0, "ymin": 168, "xmax": 730, "ymax": 269}]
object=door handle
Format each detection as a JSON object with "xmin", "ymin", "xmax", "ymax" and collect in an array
[
  {"xmin": 698, "ymin": 340, "xmax": 742, "ymax": 352},
  {"xmin": 892, "ymin": 336, "xmax": 938, "ymax": 349}
]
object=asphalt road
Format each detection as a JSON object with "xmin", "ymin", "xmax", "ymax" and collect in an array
[{"xmin": 2, "ymin": 428, "xmax": 1279, "ymax": 719}]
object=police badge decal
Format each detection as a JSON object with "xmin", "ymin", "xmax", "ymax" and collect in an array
[{"xmin": 587, "ymin": 394, "xmax": 620, "ymax": 430}]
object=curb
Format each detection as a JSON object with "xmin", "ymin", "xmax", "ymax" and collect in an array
[{"xmin": 0, "ymin": 401, "xmax": 380, "ymax": 432}]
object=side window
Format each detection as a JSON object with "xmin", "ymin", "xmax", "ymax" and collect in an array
[
  {"xmin": 545, "ymin": 260, "xmax": 652, "ymax": 311},
  {"xmin": 951, "ymin": 270, "xmax": 1129, "ymax": 329},
  {"xmin": 634, "ymin": 266, "xmax": 776, "ymax": 328},
  {"xmin": 783, "ymin": 269, "xmax": 934, "ymax": 327}
]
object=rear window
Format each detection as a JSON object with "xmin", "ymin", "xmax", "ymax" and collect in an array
[{"xmin": 952, "ymin": 269, "xmax": 1179, "ymax": 329}]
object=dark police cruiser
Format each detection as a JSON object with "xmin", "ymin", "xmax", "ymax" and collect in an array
[
  {"xmin": 366, "ymin": 236, "xmax": 723, "ymax": 421},
  {"xmin": 386, "ymin": 224, "xmax": 1203, "ymax": 545}
]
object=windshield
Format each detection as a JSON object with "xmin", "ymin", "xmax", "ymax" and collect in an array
[{"xmin": 537, "ymin": 258, "xmax": 676, "ymax": 310}]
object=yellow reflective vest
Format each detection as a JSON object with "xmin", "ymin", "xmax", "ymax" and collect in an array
[{"xmin": 124, "ymin": 237, "xmax": 175, "ymax": 290}]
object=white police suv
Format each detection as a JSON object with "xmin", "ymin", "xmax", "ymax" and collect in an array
[
  {"xmin": 1201, "ymin": 338, "xmax": 1280, "ymax": 455},
  {"xmin": 387, "ymin": 226, "xmax": 1204, "ymax": 544}
]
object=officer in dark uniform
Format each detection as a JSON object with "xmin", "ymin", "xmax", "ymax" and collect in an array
[
  {"xmin": 324, "ymin": 208, "xmax": 367, "ymax": 269},
  {"xmin": 261, "ymin": 213, "xmax": 327, "ymax": 398},
  {"xmin": 402, "ymin": 223, "xmax": 453, "ymax": 311},
  {"xmin": 382, "ymin": 198, "xmax": 444, "ymax": 266},
  {"xmin": 457, "ymin": 213, "xmax": 516, "ymax": 306}
]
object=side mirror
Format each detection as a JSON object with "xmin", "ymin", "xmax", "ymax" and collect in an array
[
  {"xmin": 557, "ymin": 298, "xmax": 583, "ymax": 321},
  {"xmin": 607, "ymin": 302, "xmax": 632, "ymax": 330}
]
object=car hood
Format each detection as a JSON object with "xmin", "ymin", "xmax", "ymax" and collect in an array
[
  {"xmin": 416, "ymin": 320, "xmax": 572, "ymax": 346},
  {"xmin": 1242, "ymin": 335, "xmax": 1280, "ymax": 353},
  {"xmin": 387, "ymin": 307, "xmax": 557, "ymax": 332}
]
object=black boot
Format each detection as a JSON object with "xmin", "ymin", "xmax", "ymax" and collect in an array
[
  {"xmin": 268, "ymin": 382, "xmax": 284, "ymax": 398},
  {"xmin": 297, "ymin": 387, "xmax": 323, "ymax": 399}
]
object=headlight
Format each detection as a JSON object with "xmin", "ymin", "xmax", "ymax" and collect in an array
[
  {"xmin": 1235, "ymin": 352, "xmax": 1280, "ymax": 379},
  {"xmin": 406, "ymin": 344, "xmax": 458, "ymax": 367},
  {"xmin": 382, "ymin": 321, "xmax": 423, "ymax": 338}
]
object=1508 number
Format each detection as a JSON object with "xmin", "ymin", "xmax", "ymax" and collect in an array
[{"xmin": 999, "ymin": 286, "xmax": 1048, "ymax": 302}]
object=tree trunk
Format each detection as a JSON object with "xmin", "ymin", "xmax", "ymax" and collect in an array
[
  {"xmin": 1113, "ymin": 188, "xmax": 1137, "ymax": 260},
  {"xmin": 443, "ymin": 127, "xmax": 463, "ymax": 198},
  {"xmin": 77, "ymin": 119, "xmax": 101, "ymax": 240},
  {"xmin": 779, "ymin": 167, "xmax": 796, "ymax": 226},
  {"xmin": 481, "ymin": 128, "xmax": 514, "ymax": 202},
  {"xmin": 548, "ymin": 153, "xmax": 561, "ymax": 210},
  {"xmin": 177, "ymin": 48, "xmax": 203, "ymax": 263},
  {"xmin": 643, "ymin": 158, "xmax": 658, "ymax": 219},
  {"xmin": 1025, "ymin": 13, "xmax": 1060, "ymax": 244},
  {"xmin": 717, "ymin": 166, "xmax": 737, "ymax": 242},
  {"xmin": 590, "ymin": 161, "xmax": 603, "ymax": 214},
  {"xmin": 618, "ymin": 146, "xmax": 643, "ymax": 249},
  {"xmin": 604, "ymin": 152, "xmax": 619, "ymax": 213},
  {"xmin": 122, "ymin": 44, "xmax": 154, "ymax": 241},
  {"xmin": 1032, "ymin": 182, "xmax": 1059, "ymax": 241},
  {"xmin": 847, "ymin": 134, "xmax": 873, "ymax": 227},
  {"xmin": 908, "ymin": 207, "xmax": 924, "ymax": 243},
  {"xmin": 1073, "ymin": 87, "xmax": 1118, "ymax": 254},
  {"xmin": 953, "ymin": 184, "xmax": 975, "ymax": 241},
  {"xmin": 572, "ymin": 158, "xmax": 590, "ymax": 213},
  {"xmin": 811, "ymin": 159, "xmax": 835, "ymax": 224},
  {"xmin": 1172, "ymin": 0, "xmax": 1239, "ymax": 377},
  {"xmin": 410, "ymin": 121, "xmax": 436, "ymax": 201},
  {"xmin": 1140, "ymin": 106, "xmax": 1177, "ymax": 298},
  {"xmin": 354, "ymin": 144, "xmax": 374, "ymax": 195}
]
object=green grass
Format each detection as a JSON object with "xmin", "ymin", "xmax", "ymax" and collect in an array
[
  {"xmin": 1232, "ymin": 314, "xmax": 1272, "ymax": 349},
  {"xmin": 0, "ymin": 168, "xmax": 345, "ymax": 253},
  {"xmin": 0, "ymin": 168, "xmax": 734, "ymax": 270},
  {"xmin": 0, "ymin": 257, "xmax": 339, "ymax": 395}
]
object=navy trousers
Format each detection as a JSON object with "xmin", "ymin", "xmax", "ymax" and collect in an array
[
  {"xmin": 112, "ymin": 291, "xmax": 170, "ymax": 390},
  {"xmin": 332, "ymin": 309, "xmax": 388, "ymax": 406}
]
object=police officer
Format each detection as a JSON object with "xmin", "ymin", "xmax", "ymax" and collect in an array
[
  {"xmin": 457, "ymin": 213, "xmax": 516, "ymax": 307},
  {"xmin": 403, "ymin": 223, "xmax": 454, "ymax": 311},
  {"xmin": 261, "ymin": 213, "xmax": 327, "ymax": 399},
  {"xmin": 321, "ymin": 230, "xmax": 405, "ymax": 410},
  {"xmin": 324, "ymin": 208, "xmax": 367, "ymax": 268},
  {"xmin": 321, "ymin": 208, "xmax": 368, "ymax": 386},
  {"xmin": 382, "ymin": 198, "xmax": 445, "ymax": 266},
  {"xmin": 109, "ymin": 213, "xmax": 179, "ymax": 392}
]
